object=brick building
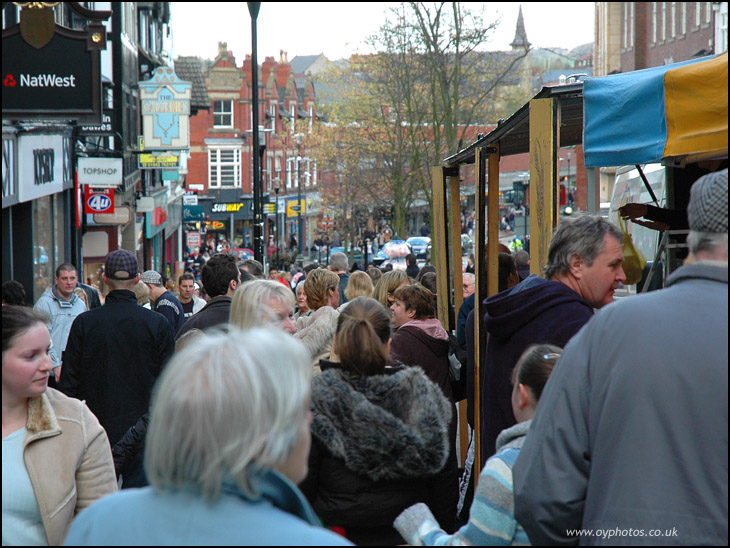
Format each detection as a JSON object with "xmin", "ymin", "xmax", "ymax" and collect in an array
[{"xmin": 184, "ymin": 43, "xmax": 318, "ymax": 251}]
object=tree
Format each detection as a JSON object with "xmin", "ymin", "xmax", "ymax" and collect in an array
[{"xmin": 313, "ymin": 2, "xmax": 531, "ymax": 237}]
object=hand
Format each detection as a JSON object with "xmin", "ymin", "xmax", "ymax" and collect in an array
[
  {"xmin": 619, "ymin": 203, "xmax": 648, "ymax": 220},
  {"xmin": 632, "ymin": 219, "xmax": 670, "ymax": 232}
]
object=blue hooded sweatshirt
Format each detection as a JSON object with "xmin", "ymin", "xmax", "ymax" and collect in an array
[{"xmin": 480, "ymin": 277, "xmax": 594, "ymax": 463}]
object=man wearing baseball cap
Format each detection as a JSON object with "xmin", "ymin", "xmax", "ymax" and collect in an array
[
  {"xmin": 60, "ymin": 249, "xmax": 175, "ymax": 488},
  {"xmin": 140, "ymin": 270, "xmax": 185, "ymax": 336},
  {"xmin": 514, "ymin": 168, "xmax": 728, "ymax": 545}
]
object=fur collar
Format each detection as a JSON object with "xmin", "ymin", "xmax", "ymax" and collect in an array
[
  {"xmin": 311, "ymin": 365, "xmax": 451, "ymax": 481},
  {"xmin": 26, "ymin": 393, "xmax": 60, "ymax": 434}
]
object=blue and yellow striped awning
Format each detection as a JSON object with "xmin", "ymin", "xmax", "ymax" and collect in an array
[{"xmin": 584, "ymin": 53, "xmax": 728, "ymax": 167}]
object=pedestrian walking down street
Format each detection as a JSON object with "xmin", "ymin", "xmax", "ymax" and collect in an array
[
  {"xmin": 395, "ymin": 344, "xmax": 561, "ymax": 546},
  {"xmin": 300, "ymin": 297, "xmax": 451, "ymax": 545},
  {"xmin": 32, "ymin": 263, "xmax": 87, "ymax": 381},
  {"xmin": 514, "ymin": 169, "xmax": 728, "ymax": 546},
  {"xmin": 140, "ymin": 270, "xmax": 185, "ymax": 336},
  {"xmin": 2, "ymin": 306, "xmax": 117, "ymax": 546},
  {"xmin": 64, "ymin": 328, "xmax": 352, "ymax": 546},
  {"xmin": 59, "ymin": 249, "xmax": 174, "ymax": 488}
]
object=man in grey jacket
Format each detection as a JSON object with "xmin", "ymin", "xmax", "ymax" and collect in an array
[{"xmin": 513, "ymin": 169, "xmax": 728, "ymax": 546}]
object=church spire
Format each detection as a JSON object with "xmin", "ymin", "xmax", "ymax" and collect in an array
[{"xmin": 510, "ymin": 6, "xmax": 531, "ymax": 50}]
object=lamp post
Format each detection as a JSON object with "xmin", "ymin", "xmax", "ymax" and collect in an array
[
  {"xmin": 293, "ymin": 132, "xmax": 305, "ymax": 257},
  {"xmin": 248, "ymin": 2, "xmax": 262, "ymax": 263}
]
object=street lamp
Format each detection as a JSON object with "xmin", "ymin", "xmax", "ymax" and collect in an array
[
  {"xmin": 293, "ymin": 132, "xmax": 305, "ymax": 257},
  {"xmin": 248, "ymin": 2, "xmax": 263, "ymax": 263}
]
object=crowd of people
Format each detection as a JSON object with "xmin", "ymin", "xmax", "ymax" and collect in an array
[{"xmin": 1, "ymin": 169, "xmax": 727, "ymax": 546}]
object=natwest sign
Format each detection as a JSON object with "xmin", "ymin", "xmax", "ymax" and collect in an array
[
  {"xmin": 2, "ymin": 24, "xmax": 103, "ymax": 124},
  {"xmin": 10, "ymin": 73, "xmax": 77, "ymax": 88}
]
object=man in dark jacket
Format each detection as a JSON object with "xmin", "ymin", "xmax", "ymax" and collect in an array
[
  {"xmin": 176, "ymin": 253, "xmax": 241, "ymax": 340},
  {"xmin": 479, "ymin": 215, "xmax": 626, "ymax": 464},
  {"xmin": 60, "ymin": 249, "xmax": 174, "ymax": 488},
  {"xmin": 405, "ymin": 253, "xmax": 420, "ymax": 279},
  {"xmin": 328, "ymin": 252, "xmax": 349, "ymax": 306},
  {"xmin": 140, "ymin": 269, "xmax": 185, "ymax": 336}
]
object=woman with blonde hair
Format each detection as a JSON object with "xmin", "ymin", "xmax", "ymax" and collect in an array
[
  {"xmin": 230, "ymin": 279, "xmax": 297, "ymax": 334},
  {"xmin": 65, "ymin": 328, "xmax": 351, "ymax": 546},
  {"xmin": 371, "ymin": 269, "xmax": 410, "ymax": 311},
  {"xmin": 342, "ymin": 270, "xmax": 374, "ymax": 307},
  {"xmin": 300, "ymin": 297, "xmax": 452, "ymax": 545},
  {"xmin": 294, "ymin": 268, "xmax": 340, "ymax": 372},
  {"xmin": 2, "ymin": 306, "xmax": 117, "ymax": 546}
]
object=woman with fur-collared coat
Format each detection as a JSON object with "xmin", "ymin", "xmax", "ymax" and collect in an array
[
  {"xmin": 299, "ymin": 297, "xmax": 452, "ymax": 546},
  {"xmin": 2, "ymin": 306, "xmax": 117, "ymax": 546}
]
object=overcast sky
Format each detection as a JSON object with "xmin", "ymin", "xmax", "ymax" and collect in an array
[{"xmin": 169, "ymin": 3, "xmax": 596, "ymax": 61}]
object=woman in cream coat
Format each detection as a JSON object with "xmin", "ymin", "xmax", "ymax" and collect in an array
[{"xmin": 2, "ymin": 306, "xmax": 117, "ymax": 546}]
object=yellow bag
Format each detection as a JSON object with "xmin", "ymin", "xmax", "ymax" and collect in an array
[{"xmin": 617, "ymin": 216, "xmax": 646, "ymax": 285}]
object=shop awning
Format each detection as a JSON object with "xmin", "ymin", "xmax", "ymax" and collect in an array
[{"xmin": 583, "ymin": 52, "xmax": 728, "ymax": 167}]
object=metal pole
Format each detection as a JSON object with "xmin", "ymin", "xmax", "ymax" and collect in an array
[
  {"xmin": 297, "ymin": 147, "xmax": 303, "ymax": 257},
  {"xmin": 248, "ymin": 2, "xmax": 262, "ymax": 263}
]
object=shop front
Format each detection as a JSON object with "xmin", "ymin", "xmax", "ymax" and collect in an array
[
  {"xmin": 199, "ymin": 193, "xmax": 253, "ymax": 251},
  {"xmin": 2, "ymin": 129, "xmax": 76, "ymax": 303}
]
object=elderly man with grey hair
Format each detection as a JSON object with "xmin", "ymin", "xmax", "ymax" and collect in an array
[
  {"xmin": 328, "ymin": 251, "xmax": 349, "ymax": 306},
  {"xmin": 479, "ymin": 214, "xmax": 626, "ymax": 463},
  {"xmin": 514, "ymin": 169, "xmax": 728, "ymax": 546}
]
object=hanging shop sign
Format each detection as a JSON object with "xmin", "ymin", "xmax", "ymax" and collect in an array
[
  {"xmin": 183, "ymin": 205, "xmax": 205, "ymax": 221},
  {"xmin": 139, "ymin": 67, "xmax": 191, "ymax": 150},
  {"xmin": 78, "ymin": 157, "xmax": 123, "ymax": 187},
  {"xmin": 138, "ymin": 150, "xmax": 180, "ymax": 169},
  {"xmin": 84, "ymin": 187, "xmax": 114, "ymax": 214},
  {"xmin": 145, "ymin": 189, "xmax": 168, "ymax": 238},
  {"xmin": 2, "ymin": 23, "xmax": 106, "ymax": 124},
  {"xmin": 94, "ymin": 205, "xmax": 131, "ymax": 225},
  {"xmin": 79, "ymin": 110, "xmax": 114, "ymax": 137}
]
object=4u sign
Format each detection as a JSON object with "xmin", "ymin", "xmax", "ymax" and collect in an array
[{"xmin": 84, "ymin": 188, "xmax": 115, "ymax": 214}]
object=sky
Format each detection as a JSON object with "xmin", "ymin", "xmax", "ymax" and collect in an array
[{"xmin": 169, "ymin": 3, "xmax": 596, "ymax": 62}]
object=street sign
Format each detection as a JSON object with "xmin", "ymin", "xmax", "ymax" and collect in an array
[
  {"xmin": 182, "ymin": 194, "xmax": 198, "ymax": 206},
  {"xmin": 187, "ymin": 232, "xmax": 202, "ymax": 247}
]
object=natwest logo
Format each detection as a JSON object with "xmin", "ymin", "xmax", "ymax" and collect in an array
[{"xmin": 3, "ymin": 73, "xmax": 77, "ymax": 88}]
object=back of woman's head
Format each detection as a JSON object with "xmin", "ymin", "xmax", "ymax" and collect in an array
[
  {"xmin": 335, "ymin": 297, "xmax": 391, "ymax": 376},
  {"xmin": 230, "ymin": 279, "xmax": 295, "ymax": 330},
  {"xmin": 372, "ymin": 269, "xmax": 410, "ymax": 308},
  {"xmin": 344, "ymin": 270, "xmax": 374, "ymax": 301},
  {"xmin": 2, "ymin": 305, "xmax": 48, "ymax": 354},
  {"xmin": 144, "ymin": 327, "xmax": 311, "ymax": 500},
  {"xmin": 512, "ymin": 344, "xmax": 562, "ymax": 403},
  {"xmin": 303, "ymin": 268, "xmax": 339, "ymax": 310}
]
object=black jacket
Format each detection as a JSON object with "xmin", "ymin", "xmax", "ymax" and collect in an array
[
  {"xmin": 175, "ymin": 295, "xmax": 231, "ymax": 340},
  {"xmin": 59, "ymin": 290, "xmax": 174, "ymax": 446},
  {"xmin": 299, "ymin": 362, "xmax": 452, "ymax": 546}
]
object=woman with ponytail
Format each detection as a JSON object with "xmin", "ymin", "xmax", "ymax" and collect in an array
[{"xmin": 299, "ymin": 297, "xmax": 453, "ymax": 546}]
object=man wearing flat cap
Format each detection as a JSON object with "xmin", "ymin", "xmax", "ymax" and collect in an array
[
  {"xmin": 513, "ymin": 169, "xmax": 728, "ymax": 546},
  {"xmin": 60, "ymin": 249, "xmax": 175, "ymax": 488}
]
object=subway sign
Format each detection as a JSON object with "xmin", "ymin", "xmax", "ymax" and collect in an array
[{"xmin": 2, "ymin": 24, "xmax": 103, "ymax": 124}]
